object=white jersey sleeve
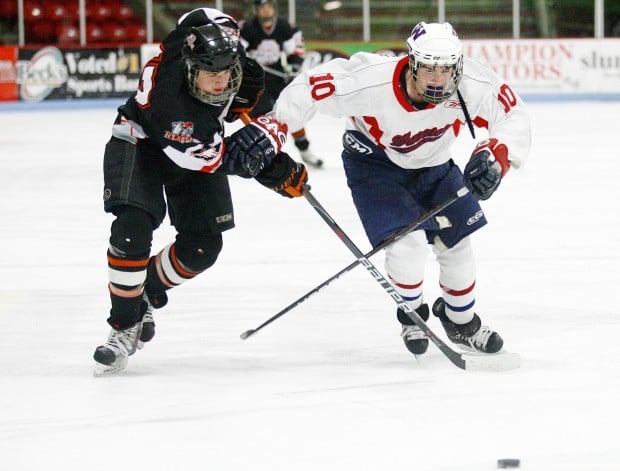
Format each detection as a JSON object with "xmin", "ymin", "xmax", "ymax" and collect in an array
[
  {"xmin": 459, "ymin": 59, "xmax": 531, "ymax": 169},
  {"xmin": 274, "ymin": 52, "xmax": 394, "ymax": 130}
]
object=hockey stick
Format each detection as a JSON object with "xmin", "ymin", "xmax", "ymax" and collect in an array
[
  {"xmin": 240, "ymin": 188, "xmax": 463, "ymax": 339},
  {"xmin": 262, "ymin": 65, "xmax": 296, "ymax": 80},
  {"xmin": 298, "ymin": 187, "xmax": 521, "ymax": 372}
]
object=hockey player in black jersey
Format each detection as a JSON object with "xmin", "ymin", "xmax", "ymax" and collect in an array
[
  {"xmin": 240, "ymin": 0, "xmax": 323, "ymax": 168},
  {"xmin": 94, "ymin": 7, "xmax": 308, "ymax": 376}
]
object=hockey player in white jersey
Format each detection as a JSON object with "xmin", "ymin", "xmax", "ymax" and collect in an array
[{"xmin": 273, "ymin": 22, "xmax": 531, "ymax": 356}]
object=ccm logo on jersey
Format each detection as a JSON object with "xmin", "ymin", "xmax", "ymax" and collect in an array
[
  {"xmin": 164, "ymin": 121, "xmax": 195, "ymax": 143},
  {"xmin": 343, "ymin": 131, "xmax": 372, "ymax": 154}
]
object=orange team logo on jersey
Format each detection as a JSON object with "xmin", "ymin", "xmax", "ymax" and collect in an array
[{"xmin": 164, "ymin": 121, "xmax": 195, "ymax": 143}]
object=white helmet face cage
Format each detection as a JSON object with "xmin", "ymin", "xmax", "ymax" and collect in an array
[{"xmin": 406, "ymin": 22, "xmax": 463, "ymax": 104}]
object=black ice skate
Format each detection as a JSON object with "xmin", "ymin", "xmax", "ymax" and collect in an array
[
  {"xmin": 398, "ymin": 303, "xmax": 430, "ymax": 355},
  {"xmin": 138, "ymin": 292, "xmax": 164, "ymax": 348},
  {"xmin": 432, "ymin": 297, "xmax": 503, "ymax": 354}
]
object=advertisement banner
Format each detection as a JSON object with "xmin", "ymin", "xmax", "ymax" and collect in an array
[
  {"xmin": 16, "ymin": 46, "xmax": 141, "ymax": 102},
  {"xmin": 3, "ymin": 39, "xmax": 619, "ymax": 103},
  {"xmin": 0, "ymin": 46, "xmax": 18, "ymax": 101},
  {"xmin": 459, "ymin": 39, "xmax": 620, "ymax": 95}
]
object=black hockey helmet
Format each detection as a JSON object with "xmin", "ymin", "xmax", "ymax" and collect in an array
[
  {"xmin": 253, "ymin": 0, "xmax": 276, "ymax": 7},
  {"xmin": 182, "ymin": 23, "xmax": 243, "ymax": 105}
]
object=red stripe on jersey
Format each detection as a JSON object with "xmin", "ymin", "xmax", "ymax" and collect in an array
[
  {"xmin": 392, "ymin": 57, "xmax": 436, "ymax": 112},
  {"xmin": 473, "ymin": 116, "xmax": 489, "ymax": 129},
  {"xmin": 452, "ymin": 119, "xmax": 462, "ymax": 137},
  {"xmin": 362, "ymin": 116, "xmax": 386, "ymax": 149},
  {"xmin": 441, "ymin": 281, "xmax": 476, "ymax": 296},
  {"xmin": 393, "ymin": 57, "xmax": 415, "ymax": 112}
]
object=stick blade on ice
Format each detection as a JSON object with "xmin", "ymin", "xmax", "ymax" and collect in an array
[
  {"xmin": 240, "ymin": 330, "xmax": 254, "ymax": 340},
  {"xmin": 463, "ymin": 352, "xmax": 521, "ymax": 372}
]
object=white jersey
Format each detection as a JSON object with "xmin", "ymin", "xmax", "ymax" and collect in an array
[{"xmin": 273, "ymin": 52, "xmax": 531, "ymax": 170}]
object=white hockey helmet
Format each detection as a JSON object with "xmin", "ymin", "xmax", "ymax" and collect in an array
[{"xmin": 406, "ymin": 22, "xmax": 463, "ymax": 104}]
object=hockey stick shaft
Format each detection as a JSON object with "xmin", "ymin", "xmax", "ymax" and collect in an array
[
  {"xmin": 262, "ymin": 65, "xmax": 295, "ymax": 80},
  {"xmin": 240, "ymin": 188, "xmax": 466, "ymax": 341},
  {"xmin": 301, "ymin": 187, "xmax": 471, "ymax": 370},
  {"xmin": 240, "ymin": 112, "xmax": 252, "ymax": 124}
]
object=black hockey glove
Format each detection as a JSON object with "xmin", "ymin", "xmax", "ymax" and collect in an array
[
  {"xmin": 463, "ymin": 138, "xmax": 510, "ymax": 200},
  {"xmin": 225, "ymin": 58, "xmax": 265, "ymax": 123},
  {"xmin": 223, "ymin": 115, "xmax": 288, "ymax": 177},
  {"xmin": 255, "ymin": 152, "xmax": 308, "ymax": 198},
  {"xmin": 286, "ymin": 54, "xmax": 304, "ymax": 76}
]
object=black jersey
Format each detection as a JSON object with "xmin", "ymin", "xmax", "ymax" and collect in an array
[
  {"xmin": 113, "ymin": 8, "xmax": 240, "ymax": 173},
  {"xmin": 239, "ymin": 17, "xmax": 303, "ymax": 74}
]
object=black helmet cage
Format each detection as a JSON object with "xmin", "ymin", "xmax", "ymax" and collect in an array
[{"xmin": 182, "ymin": 24, "xmax": 243, "ymax": 105}]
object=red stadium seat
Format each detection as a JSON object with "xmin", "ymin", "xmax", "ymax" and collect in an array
[
  {"xmin": 125, "ymin": 23, "xmax": 146, "ymax": 42},
  {"xmin": 116, "ymin": 4, "xmax": 135, "ymax": 21},
  {"xmin": 103, "ymin": 22, "xmax": 127, "ymax": 42},
  {"xmin": 28, "ymin": 20, "xmax": 55, "ymax": 43},
  {"xmin": 63, "ymin": 0, "xmax": 79, "ymax": 17},
  {"xmin": 44, "ymin": 3, "xmax": 68, "ymax": 21},
  {"xmin": 24, "ymin": 2, "xmax": 45, "ymax": 22},
  {"xmin": 0, "ymin": 0, "xmax": 18, "ymax": 19},
  {"xmin": 86, "ymin": 23, "xmax": 105, "ymax": 43},
  {"xmin": 89, "ymin": 3, "xmax": 112, "ymax": 21},
  {"xmin": 57, "ymin": 23, "xmax": 80, "ymax": 44}
]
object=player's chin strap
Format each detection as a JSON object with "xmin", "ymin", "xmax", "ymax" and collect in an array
[{"xmin": 457, "ymin": 89, "xmax": 476, "ymax": 139}]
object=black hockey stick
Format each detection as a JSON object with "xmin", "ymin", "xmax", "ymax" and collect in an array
[
  {"xmin": 240, "ymin": 188, "xmax": 463, "ymax": 339},
  {"xmin": 297, "ymin": 187, "xmax": 521, "ymax": 372}
]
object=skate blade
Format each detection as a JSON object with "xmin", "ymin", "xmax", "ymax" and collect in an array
[
  {"xmin": 93, "ymin": 357, "xmax": 128, "ymax": 377},
  {"xmin": 301, "ymin": 156, "xmax": 324, "ymax": 168},
  {"xmin": 462, "ymin": 351, "xmax": 521, "ymax": 372}
]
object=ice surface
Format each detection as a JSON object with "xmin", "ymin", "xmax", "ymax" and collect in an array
[{"xmin": 0, "ymin": 99, "xmax": 618, "ymax": 470}]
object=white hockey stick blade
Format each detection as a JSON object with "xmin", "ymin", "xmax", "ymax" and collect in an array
[{"xmin": 462, "ymin": 351, "xmax": 521, "ymax": 372}]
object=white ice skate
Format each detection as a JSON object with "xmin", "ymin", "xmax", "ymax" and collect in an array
[
  {"xmin": 93, "ymin": 322, "xmax": 142, "ymax": 376},
  {"xmin": 299, "ymin": 147, "xmax": 324, "ymax": 168}
]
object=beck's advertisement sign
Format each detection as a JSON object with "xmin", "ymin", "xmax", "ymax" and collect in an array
[{"xmin": 16, "ymin": 46, "xmax": 141, "ymax": 102}]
